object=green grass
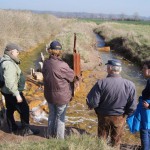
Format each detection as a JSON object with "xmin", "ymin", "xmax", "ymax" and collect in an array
[
  {"xmin": 94, "ymin": 22, "xmax": 150, "ymax": 65},
  {"xmin": 0, "ymin": 134, "xmax": 114, "ymax": 150},
  {"xmin": 78, "ymin": 18, "xmax": 150, "ymax": 25}
]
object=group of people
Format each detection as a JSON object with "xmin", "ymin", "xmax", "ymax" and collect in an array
[
  {"xmin": 0, "ymin": 41, "xmax": 75, "ymax": 139},
  {"xmin": 0, "ymin": 41, "xmax": 150, "ymax": 150}
]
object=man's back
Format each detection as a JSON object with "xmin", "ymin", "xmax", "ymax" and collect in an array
[
  {"xmin": 94, "ymin": 74, "xmax": 136, "ymax": 115},
  {"xmin": 86, "ymin": 59, "xmax": 137, "ymax": 147}
]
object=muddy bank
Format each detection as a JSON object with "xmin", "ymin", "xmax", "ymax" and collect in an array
[
  {"xmin": 94, "ymin": 22, "xmax": 150, "ymax": 68},
  {"xmin": 105, "ymin": 37, "xmax": 150, "ymax": 67}
]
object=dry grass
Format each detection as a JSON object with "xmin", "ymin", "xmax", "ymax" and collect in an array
[
  {"xmin": 49, "ymin": 19, "xmax": 100, "ymax": 70},
  {"xmin": 0, "ymin": 9, "xmax": 100, "ymax": 70},
  {"xmin": 94, "ymin": 22, "xmax": 150, "ymax": 65},
  {"xmin": 0, "ymin": 10, "xmax": 62, "ymax": 56}
]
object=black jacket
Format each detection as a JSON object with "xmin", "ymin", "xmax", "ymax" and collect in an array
[{"xmin": 142, "ymin": 79, "xmax": 150, "ymax": 100}]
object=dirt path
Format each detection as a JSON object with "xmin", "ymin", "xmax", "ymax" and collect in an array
[{"xmin": 0, "ymin": 122, "xmax": 47, "ymax": 144}]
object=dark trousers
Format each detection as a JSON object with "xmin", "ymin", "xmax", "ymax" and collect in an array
[
  {"xmin": 97, "ymin": 114, "xmax": 126, "ymax": 147},
  {"xmin": 2, "ymin": 92, "xmax": 29, "ymax": 132},
  {"xmin": 140, "ymin": 129, "xmax": 150, "ymax": 150}
]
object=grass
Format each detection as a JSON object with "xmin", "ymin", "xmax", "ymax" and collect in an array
[
  {"xmin": 94, "ymin": 22, "xmax": 150, "ymax": 66},
  {"xmin": 0, "ymin": 9, "xmax": 100, "ymax": 71},
  {"xmin": 79, "ymin": 18, "xmax": 150, "ymax": 25},
  {"xmin": 0, "ymin": 134, "xmax": 114, "ymax": 150},
  {"xmin": 0, "ymin": 10, "xmax": 146, "ymax": 148},
  {"xmin": 0, "ymin": 9, "xmax": 62, "ymax": 56}
]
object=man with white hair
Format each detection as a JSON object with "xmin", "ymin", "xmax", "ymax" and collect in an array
[{"xmin": 86, "ymin": 59, "xmax": 137, "ymax": 148}]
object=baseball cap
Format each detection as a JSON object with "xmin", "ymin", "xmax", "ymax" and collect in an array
[{"xmin": 48, "ymin": 41, "xmax": 62, "ymax": 50}]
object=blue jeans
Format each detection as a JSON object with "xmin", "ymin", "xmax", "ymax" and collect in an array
[
  {"xmin": 140, "ymin": 129, "xmax": 150, "ymax": 150},
  {"xmin": 47, "ymin": 103, "xmax": 67, "ymax": 139}
]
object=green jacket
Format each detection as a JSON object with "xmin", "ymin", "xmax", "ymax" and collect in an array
[{"xmin": 0, "ymin": 54, "xmax": 25, "ymax": 96}]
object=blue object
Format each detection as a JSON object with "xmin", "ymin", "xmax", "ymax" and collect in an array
[{"xmin": 126, "ymin": 96, "xmax": 150, "ymax": 133}]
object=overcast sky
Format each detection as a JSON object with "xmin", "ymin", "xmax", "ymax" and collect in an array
[{"xmin": 0, "ymin": 0, "xmax": 149, "ymax": 17}]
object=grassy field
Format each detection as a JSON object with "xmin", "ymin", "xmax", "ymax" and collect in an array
[
  {"xmin": 79, "ymin": 18, "xmax": 150, "ymax": 25},
  {"xmin": 93, "ymin": 21, "xmax": 150, "ymax": 66},
  {"xmin": 0, "ymin": 10, "xmax": 63, "ymax": 56},
  {"xmin": 0, "ymin": 134, "xmax": 115, "ymax": 150},
  {"xmin": 0, "ymin": 10, "xmax": 147, "ymax": 149},
  {"xmin": 0, "ymin": 9, "xmax": 100, "ymax": 71}
]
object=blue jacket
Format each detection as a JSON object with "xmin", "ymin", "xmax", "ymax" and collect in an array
[{"xmin": 126, "ymin": 97, "xmax": 150, "ymax": 133}]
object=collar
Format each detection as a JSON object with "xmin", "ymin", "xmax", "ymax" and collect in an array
[
  {"xmin": 4, "ymin": 53, "xmax": 20, "ymax": 64},
  {"xmin": 107, "ymin": 74, "xmax": 122, "ymax": 78},
  {"xmin": 49, "ymin": 55, "xmax": 62, "ymax": 61}
]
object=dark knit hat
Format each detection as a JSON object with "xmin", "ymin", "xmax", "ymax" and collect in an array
[
  {"xmin": 5, "ymin": 43, "xmax": 22, "ymax": 51},
  {"xmin": 105, "ymin": 59, "xmax": 122, "ymax": 66},
  {"xmin": 48, "ymin": 41, "xmax": 62, "ymax": 50}
]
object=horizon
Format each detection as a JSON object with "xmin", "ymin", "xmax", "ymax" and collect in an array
[{"xmin": 0, "ymin": 0, "xmax": 150, "ymax": 18}]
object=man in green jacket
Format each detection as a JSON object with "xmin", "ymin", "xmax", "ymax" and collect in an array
[{"xmin": 0, "ymin": 43, "xmax": 39, "ymax": 136}]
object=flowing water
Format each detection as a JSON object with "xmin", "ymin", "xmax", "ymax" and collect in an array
[{"xmin": 96, "ymin": 34, "xmax": 146, "ymax": 97}]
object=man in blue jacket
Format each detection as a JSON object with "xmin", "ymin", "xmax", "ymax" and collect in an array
[{"xmin": 86, "ymin": 59, "xmax": 137, "ymax": 148}]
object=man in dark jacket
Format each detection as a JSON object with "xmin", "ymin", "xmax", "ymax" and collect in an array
[
  {"xmin": 140, "ymin": 60, "xmax": 150, "ymax": 150},
  {"xmin": 86, "ymin": 59, "xmax": 137, "ymax": 148},
  {"xmin": 42, "ymin": 41, "xmax": 74, "ymax": 139},
  {"xmin": 142, "ymin": 60, "xmax": 150, "ymax": 102}
]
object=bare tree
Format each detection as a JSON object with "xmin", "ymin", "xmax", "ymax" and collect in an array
[
  {"xmin": 120, "ymin": 13, "xmax": 126, "ymax": 21},
  {"xmin": 133, "ymin": 12, "xmax": 139, "ymax": 21}
]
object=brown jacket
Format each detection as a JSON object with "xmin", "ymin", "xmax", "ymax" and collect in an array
[{"xmin": 42, "ymin": 55, "xmax": 74, "ymax": 105}]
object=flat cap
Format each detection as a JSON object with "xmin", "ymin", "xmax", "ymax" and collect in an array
[
  {"xmin": 105, "ymin": 59, "xmax": 122, "ymax": 66},
  {"xmin": 5, "ymin": 43, "xmax": 22, "ymax": 51}
]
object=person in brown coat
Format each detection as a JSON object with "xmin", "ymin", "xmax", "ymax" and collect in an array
[{"xmin": 42, "ymin": 41, "xmax": 74, "ymax": 139}]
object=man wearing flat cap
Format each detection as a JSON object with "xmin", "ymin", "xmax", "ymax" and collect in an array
[
  {"xmin": 0, "ymin": 43, "xmax": 39, "ymax": 136},
  {"xmin": 86, "ymin": 59, "xmax": 137, "ymax": 148}
]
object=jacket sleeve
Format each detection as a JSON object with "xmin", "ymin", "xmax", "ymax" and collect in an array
[
  {"xmin": 86, "ymin": 81, "xmax": 101, "ymax": 109},
  {"xmin": 60, "ymin": 62, "xmax": 75, "ymax": 82},
  {"xmin": 125, "ymin": 83, "xmax": 137, "ymax": 116},
  {"xmin": 3, "ymin": 61, "xmax": 20, "ymax": 96}
]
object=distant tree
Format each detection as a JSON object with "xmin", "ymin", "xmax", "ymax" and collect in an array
[
  {"xmin": 133, "ymin": 12, "xmax": 139, "ymax": 21},
  {"xmin": 108, "ymin": 14, "xmax": 114, "ymax": 20},
  {"xmin": 120, "ymin": 13, "xmax": 125, "ymax": 20},
  {"xmin": 97, "ymin": 14, "xmax": 104, "ymax": 20}
]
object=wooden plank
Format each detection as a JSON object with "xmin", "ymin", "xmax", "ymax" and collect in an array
[{"xmin": 97, "ymin": 46, "xmax": 110, "ymax": 52}]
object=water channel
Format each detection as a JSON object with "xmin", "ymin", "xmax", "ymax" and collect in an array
[
  {"xmin": 20, "ymin": 35, "xmax": 146, "ymax": 144},
  {"xmin": 96, "ymin": 34, "xmax": 146, "ymax": 97}
]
